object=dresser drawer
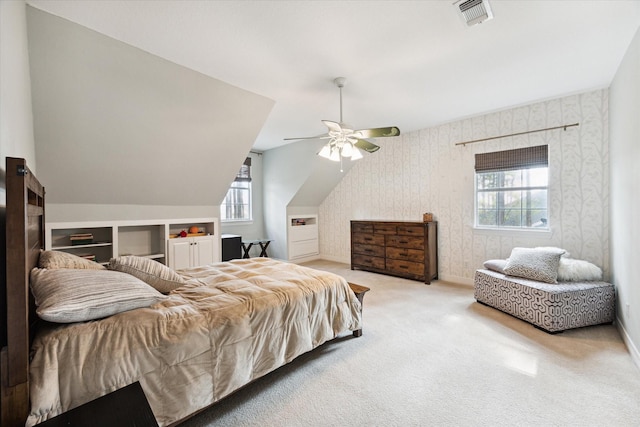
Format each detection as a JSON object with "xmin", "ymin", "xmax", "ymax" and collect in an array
[
  {"xmin": 386, "ymin": 259, "xmax": 424, "ymax": 277},
  {"xmin": 353, "ymin": 243, "xmax": 385, "ymax": 257},
  {"xmin": 386, "ymin": 246, "xmax": 424, "ymax": 262},
  {"xmin": 352, "ymin": 222, "xmax": 373, "ymax": 234},
  {"xmin": 373, "ymin": 224, "xmax": 397, "ymax": 234},
  {"xmin": 397, "ymin": 225, "xmax": 425, "ymax": 236},
  {"xmin": 352, "ymin": 254, "xmax": 385, "ymax": 270},
  {"xmin": 352, "ymin": 233, "xmax": 385, "ymax": 246},
  {"xmin": 385, "ymin": 235, "xmax": 424, "ymax": 250}
]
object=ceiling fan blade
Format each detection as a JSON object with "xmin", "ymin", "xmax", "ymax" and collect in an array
[
  {"xmin": 322, "ymin": 120, "xmax": 343, "ymax": 133},
  {"xmin": 354, "ymin": 139, "xmax": 380, "ymax": 153},
  {"xmin": 283, "ymin": 134, "xmax": 330, "ymax": 141},
  {"xmin": 354, "ymin": 126, "xmax": 400, "ymax": 139}
]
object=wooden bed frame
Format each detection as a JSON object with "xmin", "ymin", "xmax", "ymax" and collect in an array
[{"xmin": 1, "ymin": 157, "xmax": 45, "ymax": 427}]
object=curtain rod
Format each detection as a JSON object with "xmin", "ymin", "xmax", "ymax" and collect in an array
[{"xmin": 455, "ymin": 122, "xmax": 579, "ymax": 147}]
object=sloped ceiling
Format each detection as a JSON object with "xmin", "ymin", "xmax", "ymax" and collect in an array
[
  {"xmin": 27, "ymin": 7, "xmax": 274, "ymax": 206},
  {"xmin": 25, "ymin": 1, "xmax": 640, "ymax": 151}
]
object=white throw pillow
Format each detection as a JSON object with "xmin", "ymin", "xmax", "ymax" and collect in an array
[
  {"xmin": 535, "ymin": 247, "xmax": 570, "ymax": 258},
  {"xmin": 483, "ymin": 259, "xmax": 507, "ymax": 274},
  {"xmin": 557, "ymin": 258, "xmax": 603, "ymax": 282},
  {"xmin": 503, "ymin": 247, "xmax": 564, "ymax": 283},
  {"xmin": 30, "ymin": 268, "xmax": 166, "ymax": 323}
]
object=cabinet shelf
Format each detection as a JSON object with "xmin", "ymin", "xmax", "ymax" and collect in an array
[
  {"xmin": 118, "ymin": 253, "xmax": 165, "ymax": 260},
  {"xmin": 52, "ymin": 242, "xmax": 113, "ymax": 250}
]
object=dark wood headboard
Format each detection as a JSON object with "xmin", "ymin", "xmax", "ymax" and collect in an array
[{"xmin": 1, "ymin": 157, "xmax": 45, "ymax": 427}]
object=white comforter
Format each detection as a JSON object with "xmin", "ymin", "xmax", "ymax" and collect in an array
[{"xmin": 27, "ymin": 258, "xmax": 362, "ymax": 426}]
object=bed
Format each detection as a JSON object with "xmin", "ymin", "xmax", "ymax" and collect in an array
[{"xmin": 0, "ymin": 157, "xmax": 363, "ymax": 427}]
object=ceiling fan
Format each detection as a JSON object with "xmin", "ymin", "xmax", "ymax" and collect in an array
[{"xmin": 285, "ymin": 77, "xmax": 400, "ymax": 169}]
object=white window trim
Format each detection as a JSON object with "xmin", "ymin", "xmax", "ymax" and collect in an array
[
  {"xmin": 473, "ymin": 172, "xmax": 550, "ymax": 231},
  {"xmin": 474, "ymin": 145, "xmax": 550, "ymax": 231}
]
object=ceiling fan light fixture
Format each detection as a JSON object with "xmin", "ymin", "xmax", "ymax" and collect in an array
[
  {"xmin": 295, "ymin": 76, "xmax": 400, "ymax": 169},
  {"xmin": 341, "ymin": 142, "xmax": 354, "ymax": 158},
  {"xmin": 350, "ymin": 147, "xmax": 363, "ymax": 160},
  {"xmin": 318, "ymin": 144, "xmax": 332, "ymax": 159},
  {"xmin": 329, "ymin": 147, "xmax": 341, "ymax": 162}
]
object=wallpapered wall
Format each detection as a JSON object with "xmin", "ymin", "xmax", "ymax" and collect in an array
[{"xmin": 319, "ymin": 89, "xmax": 609, "ymax": 284}]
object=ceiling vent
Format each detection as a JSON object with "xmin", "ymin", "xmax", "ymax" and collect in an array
[{"xmin": 453, "ymin": 0, "xmax": 493, "ymax": 26}]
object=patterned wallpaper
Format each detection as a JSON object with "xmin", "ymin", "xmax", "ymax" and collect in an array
[{"xmin": 318, "ymin": 89, "xmax": 610, "ymax": 284}]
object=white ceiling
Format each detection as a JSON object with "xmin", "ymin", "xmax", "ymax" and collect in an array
[{"xmin": 26, "ymin": 1, "xmax": 640, "ymax": 151}]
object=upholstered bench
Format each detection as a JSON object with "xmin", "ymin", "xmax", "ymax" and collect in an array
[{"xmin": 474, "ymin": 269, "xmax": 615, "ymax": 333}]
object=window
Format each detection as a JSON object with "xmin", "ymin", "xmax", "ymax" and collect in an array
[
  {"xmin": 221, "ymin": 158, "xmax": 252, "ymax": 222},
  {"xmin": 475, "ymin": 145, "xmax": 548, "ymax": 229}
]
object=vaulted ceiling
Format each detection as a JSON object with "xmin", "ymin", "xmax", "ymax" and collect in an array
[{"xmin": 27, "ymin": 1, "xmax": 640, "ymax": 151}]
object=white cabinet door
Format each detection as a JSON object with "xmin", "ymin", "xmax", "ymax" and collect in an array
[
  {"xmin": 192, "ymin": 236, "xmax": 215, "ymax": 267},
  {"xmin": 167, "ymin": 239, "xmax": 192, "ymax": 270},
  {"xmin": 168, "ymin": 235, "xmax": 217, "ymax": 269}
]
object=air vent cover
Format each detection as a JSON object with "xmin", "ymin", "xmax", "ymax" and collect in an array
[{"xmin": 454, "ymin": 0, "xmax": 493, "ymax": 26}]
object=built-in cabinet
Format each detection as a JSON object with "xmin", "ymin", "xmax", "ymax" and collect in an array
[
  {"xmin": 46, "ymin": 218, "xmax": 220, "ymax": 267},
  {"xmin": 167, "ymin": 235, "xmax": 216, "ymax": 270},
  {"xmin": 288, "ymin": 215, "xmax": 319, "ymax": 261},
  {"xmin": 350, "ymin": 220, "xmax": 438, "ymax": 284}
]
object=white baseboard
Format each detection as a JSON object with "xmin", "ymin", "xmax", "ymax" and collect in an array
[
  {"xmin": 616, "ymin": 318, "xmax": 640, "ymax": 373},
  {"xmin": 319, "ymin": 254, "xmax": 350, "ymax": 264},
  {"xmin": 438, "ymin": 274, "xmax": 473, "ymax": 287}
]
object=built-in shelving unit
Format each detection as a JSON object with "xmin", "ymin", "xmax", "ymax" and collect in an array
[
  {"xmin": 48, "ymin": 223, "xmax": 114, "ymax": 265},
  {"xmin": 287, "ymin": 215, "xmax": 319, "ymax": 261},
  {"xmin": 117, "ymin": 222, "xmax": 166, "ymax": 262},
  {"xmin": 46, "ymin": 218, "xmax": 220, "ymax": 266}
]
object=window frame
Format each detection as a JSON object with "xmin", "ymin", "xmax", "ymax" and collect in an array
[
  {"xmin": 221, "ymin": 158, "xmax": 253, "ymax": 223},
  {"xmin": 474, "ymin": 145, "xmax": 550, "ymax": 231}
]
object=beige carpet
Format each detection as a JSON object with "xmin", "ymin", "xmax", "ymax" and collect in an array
[{"xmin": 181, "ymin": 260, "xmax": 640, "ymax": 427}]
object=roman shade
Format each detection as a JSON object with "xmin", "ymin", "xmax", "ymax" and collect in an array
[
  {"xmin": 235, "ymin": 157, "xmax": 252, "ymax": 182},
  {"xmin": 475, "ymin": 145, "xmax": 548, "ymax": 173}
]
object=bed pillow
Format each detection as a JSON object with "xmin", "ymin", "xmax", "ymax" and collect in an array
[
  {"xmin": 535, "ymin": 246, "xmax": 570, "ymax": 258},
  {"xmin": 557, "ymin": 258, "xmax": 603, "ymax": 282},
  {"xmin": 108, "ymin": 255, "xmax": 185, "ymax": 293},
  {"xmin": 503, "ymin": 247, "xmax": 564, "ymax": 283},
  {"xmin": 30, "ymin": 268, "xmax": 166, "ymax": 323},
  {"xmin": 483, "ymin": 259, "xmax": 507, "ymax": 274},
  {"xmin": 39, "ymin": 250, "xmax": 105, "ymax": 270}
]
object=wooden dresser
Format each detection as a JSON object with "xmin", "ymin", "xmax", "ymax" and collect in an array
[{"xmin": 350, "ymin": 220, "xmax": 438, "ymax": 284}]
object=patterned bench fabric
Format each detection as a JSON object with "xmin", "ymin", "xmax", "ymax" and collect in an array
[{"xmin": 474, "ymin": 269, "xmax": 615, "ymax": 332}]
